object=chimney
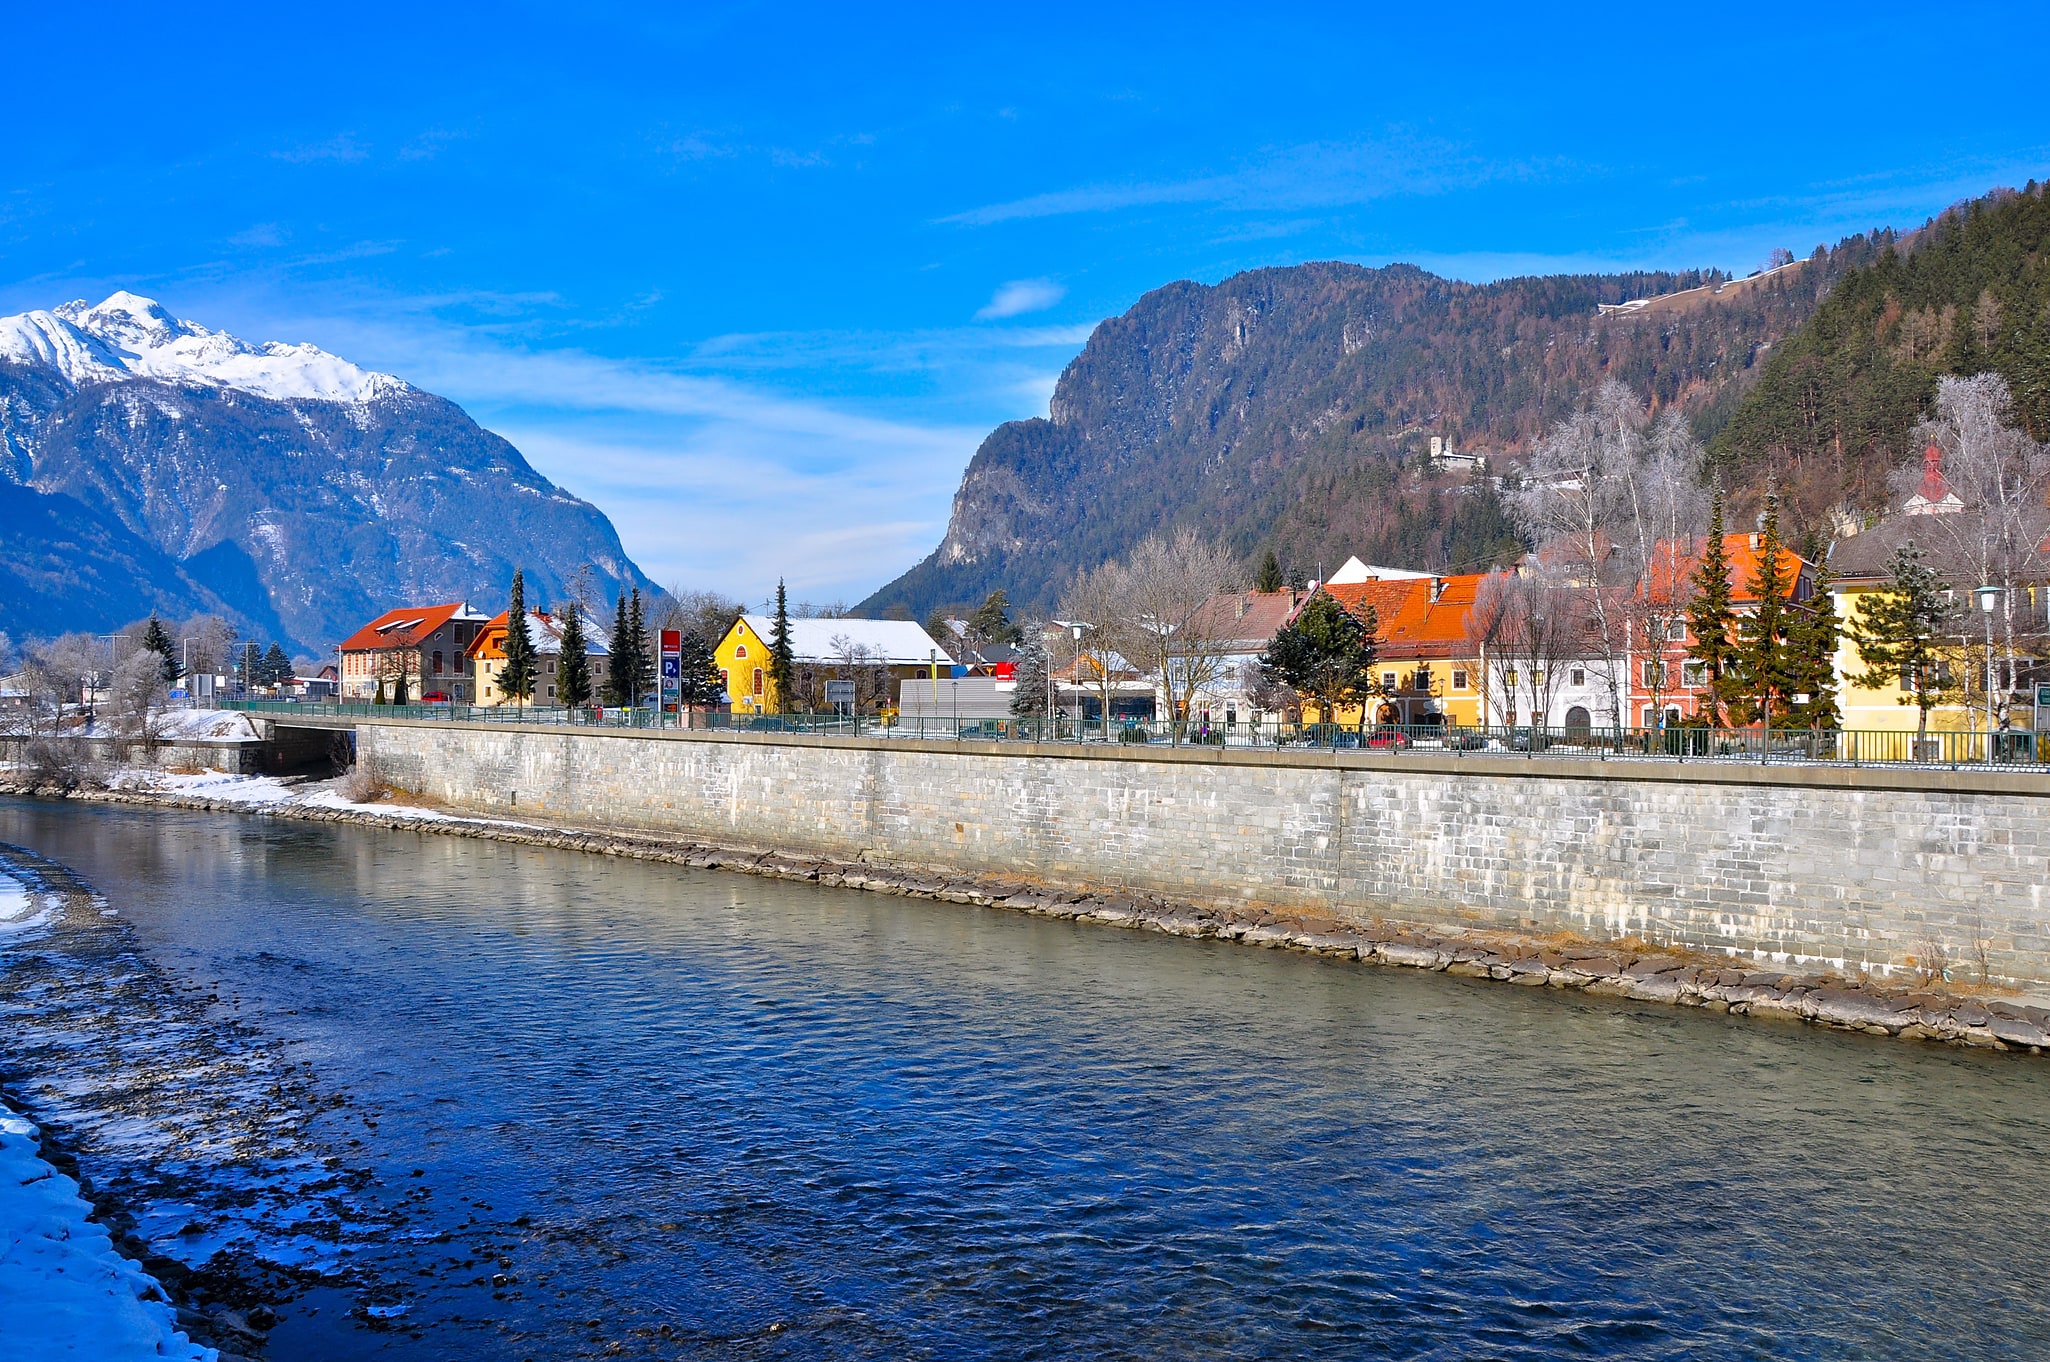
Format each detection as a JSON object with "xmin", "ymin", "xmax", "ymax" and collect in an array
[
  {"xmin": 1430, "ymin": 576, "xmax": 1445, "ymax": 602},
  {"xmin": 1750, "ymin": 532, "xmax": 1762, "ymax": 550}
]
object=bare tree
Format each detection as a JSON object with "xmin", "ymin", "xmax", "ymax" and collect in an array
[
  {"xmin": 1511, "ymin": 380, "xmax": 1640, "ymax": 725},
  {"xmin": 1058, "ymin": 564, "xmax": 1126, "ymax": 729},
  {"xmin": 654, "ymin": 586, "xmax": 747, "ymax": 644},
  {"xmin": 1465, "ymin": 569, "xmax": 1575, "ymax": 727},
  {"xmin": 1901, "ymin": 374, "xmax": 2050, "ymax": 727},
  {"xmin": 105, "ymin": 646, "xmax": 169, "ymax": 763},
  {"xmin": 828, "ymin": 634, "xmax": 892, "ymax": 712},
  {"xmin": 1623, "ymin": 410, "xmax": 1710, "ymax": 723},
  {"xmin": 1097, "ymin": 529, "xmax": 1246, "ymax": 744},
  {"xmin": 176, "ymin": 615, "xmax": 240, "ymax": 680}
]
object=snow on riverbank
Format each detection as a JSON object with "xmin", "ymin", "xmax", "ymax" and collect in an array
[
  {"xmin": 0, "ymin": 1108, "xmax": 215, "ymax": 1361},
  {"xmin": 0, "ymin": 870, "xmax": 54, "ymax": 939}
]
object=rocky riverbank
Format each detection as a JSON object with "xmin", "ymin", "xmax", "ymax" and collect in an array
[{"xmin": 7, "ymin": 775, "xmax": 2048, "ymax": 1057}]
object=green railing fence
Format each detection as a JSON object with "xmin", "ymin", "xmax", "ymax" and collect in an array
[{"xmin": 220, "ymin": 700, "xmax": 2050, "ymax": 769}]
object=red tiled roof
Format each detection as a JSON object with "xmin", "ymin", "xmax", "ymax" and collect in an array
[
  {"xmin": 1324, "ymin": 573, "xmax": 1490, "ymax": 659},
  {"xmin": 336, "ymin": 603, "xmax": 476, "ymax": 653}
]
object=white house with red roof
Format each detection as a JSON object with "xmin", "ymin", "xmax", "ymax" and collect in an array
[{"xmin": 336, "ymin": 602, "xmax": 492, "ymax": 702}]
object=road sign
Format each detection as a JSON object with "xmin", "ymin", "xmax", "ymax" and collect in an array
[
  {"xmin": 659, "ymin": 629, "xmax": 682, "ymax": 705},
  {"xmin": 825, "ymin": 679, "xmax": 856, "ymax": 706}
]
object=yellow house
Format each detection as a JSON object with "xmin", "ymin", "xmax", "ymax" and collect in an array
[{"xmin": 713, "ymin": 615, "xmax": 954, "ymax": 714}]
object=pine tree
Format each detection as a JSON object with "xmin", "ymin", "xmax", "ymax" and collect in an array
[
  {"xmin": 557, "ymin": 601, "xmax": 592, "ymax": 710},
  {"xmin": 968, "ymin": 589, "xmax": 1020, "ymax": 646},
  {"xmin": 1686, "ymin": 484, "xmax": 1741, "ymax": 726},
  {"xmin": 1255, "ymin": 549, "xmax": 1284, "ymax": 594},
  {"xmin": 1786, "ymin": 561, "xmax": 1841, "ymax": 730},
  {"xmin": 1259, "ymin": 593, "xmax": 1379, "ymax": 719},
  {"xmin": 262, "ymin": 643, "xmax": 292, "ymax": 689},
  {"xmin": 1733, "ymin": 488, "xmax": 1801, "ymax": 728},
  {"xmin": 676, "ymin": 629, "xmax": 724, "ymax": 706},
  {"xmin": 140, "ymin": 614, "xmax": 179, "ymax": 684},
  {"xmin": 768, "ymin": 579, "xmax": 795, "ymax": 712},
  {"xmin": 1009, "ymin": 634, "xmax": 1051, "ymax": 717},
  {"xmin": 627, "ymin": 588, "xmax": 655, "ymax": 705},
  {"xmin": 1852, "ymin": 541, "xmax": 1955, "ymax": 746},
  {"xmin": 500, "ymin": 569, "xmax": 538, "ymax": 706},
  {"xmin": 603, "ymin": 593, "xmax": 632, "ymax": 707}
]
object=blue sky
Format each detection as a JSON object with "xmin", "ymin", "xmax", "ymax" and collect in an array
[{"xmin": 5, "ymin": 3, "xmax": 2046, "ymax": 605}]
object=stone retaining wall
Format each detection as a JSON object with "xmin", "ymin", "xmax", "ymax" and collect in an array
[{"xmin": 348, "ymin": 720, "xmax": 2050, "ymax": 998}]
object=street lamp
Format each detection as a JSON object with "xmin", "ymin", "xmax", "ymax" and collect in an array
[
  {"xmin": 1072, "ymin": 623, "xmax": 1084, "ymax": 734},
  {"xmin": 1977, "ymin": 585, "xmax": 2002, "ymax": 760}
]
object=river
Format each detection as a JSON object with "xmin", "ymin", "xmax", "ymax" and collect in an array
[{"xmin": 2, "ymin": 796, "xmax": 2048, "ymax": 1360}]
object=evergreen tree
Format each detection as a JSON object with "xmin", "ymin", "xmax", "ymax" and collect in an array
[
  {"xmin": 603, "ymin": 593, "xmax": 632, "ymax": 707},
  {"xmin": 627, "ymin": 588, "xmax": 656, "ymax": 705},
  {"xmin": 374, "ymin": 674, "xmax": 388, "ymax": 705},
  {"xmin": 556, "ymin": 600, "xmax": 592, "ymax": 709},
  {"xmin": 1852, "ymin": 541, "xmax": 1955, "ymax": 746},
  {"xmin": 967, "ymin": 589, "xmax": 1020, "ymax": 646},
  {"xmin": 1786, "ymin": 561, "xmax": 1841, "ymax": 730},
  {"xmin": 1686, "ymin": 485, "xmax": 1742, "ymax": 725},
  {"xmin": 1259, "ymin": 593, "xmax": 1379, "ymax": 718},
  {"xmin": 768, "ymin": 579, "xmax": 795, "ymax": 712},
  {"xmin": 262, "ymin": 643, "xmax": 292, "ymax": 689},
  {"xmin": 391, "ymin": 665, "xmax": 411, "ymax": 706},
  {"xmin": 1732, "ymin": 488, "xmax": 1801, "ymax": 728},
  {"xmin": 1009, "ymin": 634, "xmax": 1052, "ymax": 717},
  {"xmin": 676, "ymin": 629, "xmax": 725, "ymax": 706},
  {"xmin": 1255, "ymin": 549, "xmax": 1284, "ymax": 594},
  {"xmin": 140, "ymin": 614, "xmax": 179, "ymax": 684},
  {"xmin": 500, "ymin": 569, "xmax": 538, "ymax": 706}
]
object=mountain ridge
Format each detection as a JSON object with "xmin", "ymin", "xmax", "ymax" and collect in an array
[
  {"xmin": 862, "ymin": 245, "xmax": 1878, "ymax": 619},
  {"xmin": 0, "ymin": 293, "xmax": 655, "ymax": 654}
]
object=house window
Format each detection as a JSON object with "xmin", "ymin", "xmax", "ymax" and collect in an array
[
  {"xmin": 1504, "ymin": 669, "xmax": 1519, "ymax": 687},
  {"xmin": 1667, "ymin": 620, "xmax": 1687, "ymax": 642},
  {"xmin": 1451, "ymin": 669, "xmax": 1468, "ymax": 690},
  {"xmin": 1681, "ymin": 660, "xmax": 1707, "ymax": 687},
  {"xmin": 735, "ymin": 644, "xmax": 748, "ymax": 659},
  {"xmin": 753, "ymin": 667, "xmax": 764, "ymax": 696},
  {"xmin": 720, "ymin": 668, "xmax": 730, "ymax": 695},
  {"xmin": 1641, "ymin": 659, "xmax": 1666, "ymax": 687},
  {"xmin": 1569, "ymin": 667, "xmax": 1585, "ymax": 687},
  {"xmin": 1413, "ymin": 665, "xmax": 1432, "ymax": 691},
  {"xmin": 1533, "ymin": 670, "xmax": 1546, "ymax": 687},
  {"xmin": 432, "ymin": 650, "xmax": 443, "ymax": 674},
  {"xmin": 1382, "ymin": 671, "xmax": 1397, "ymax": 691}
]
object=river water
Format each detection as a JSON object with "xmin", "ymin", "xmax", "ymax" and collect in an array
[{"xmin": 2, "ymin": 797, "xmax": 2049, "ymax": 1360}]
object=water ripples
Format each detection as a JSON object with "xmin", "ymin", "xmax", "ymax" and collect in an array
[{"xmin": 4, "ymin": 799, "xmax": 2050, "ymax": 1359}]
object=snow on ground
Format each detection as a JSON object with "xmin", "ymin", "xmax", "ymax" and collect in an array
[
  {"xmin": 0, "ymin": 869, "xmax": 55, "ymax": 940},
  {"xmin": 0, "ymin": 1109, "xmax": 215, "ymax": 1362},
  {"xmin": 0, "ymin": 710, "xmax": 265, "ymax": 744}
]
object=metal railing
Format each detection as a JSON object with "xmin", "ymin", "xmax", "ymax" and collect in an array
[{"xmin": 219, "ymin": 700, "xmax": 2049, "ymax": 771}]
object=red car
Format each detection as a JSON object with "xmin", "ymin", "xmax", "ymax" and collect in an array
[{"xmin": 1365, "ymin": 725, "xmax": 1411, "ymax": 750}]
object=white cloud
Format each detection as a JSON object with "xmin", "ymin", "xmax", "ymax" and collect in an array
[{"xmin": 975, "ymin": 278, "xmax": 1066, "ymax": 319}]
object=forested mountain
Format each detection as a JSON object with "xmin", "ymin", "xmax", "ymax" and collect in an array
[
  {"xmin": 0, "ymin": 293, "xmax": 657, "ymax": 653},
  {"xmin": 1711, "ymin": 183, "xmax": 2050, "ymax": 549},
  {"xmin": 863, "ymin": 242, "xmax": 1884, "ymax": 619}
]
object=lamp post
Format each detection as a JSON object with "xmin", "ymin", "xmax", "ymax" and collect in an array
[
  {"xmin": 1977, "ymin": 585, "xmax": 2002, "ymax": 762},
  {"xmin": 1072, "ymin": 623, "xmax": 1084, "ymax": 735}
]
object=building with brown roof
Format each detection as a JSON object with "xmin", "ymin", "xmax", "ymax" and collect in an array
[{"xmin": 336, "ymin": 602, "xmax": 492, "ymax": 702}]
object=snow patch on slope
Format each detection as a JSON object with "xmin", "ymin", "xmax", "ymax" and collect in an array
[{"xmin": 0, "ymin": 291, "xmax": 408, "ymax": 404}]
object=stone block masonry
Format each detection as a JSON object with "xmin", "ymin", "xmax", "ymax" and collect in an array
[{"xmin": 351, "ymin": 719, "xmax": 2050, "ymax": 996}]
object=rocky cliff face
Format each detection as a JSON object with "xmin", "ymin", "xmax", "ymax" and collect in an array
[
  {"xmin": 863, "ymin": 250, "xmax": 1874, "ymax": 619},
  {"xmin": 0, "ymin": 294, "xmax": 655, "ymax": 652}
]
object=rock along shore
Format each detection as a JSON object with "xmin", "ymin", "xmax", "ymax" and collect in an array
[{"xmin": 8, "ymin": 778, "xmax": 2049, "ymax": 1058}]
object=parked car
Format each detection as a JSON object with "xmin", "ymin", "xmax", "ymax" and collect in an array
[
  {"xmin": 1365, "ymin": 725, "xmax": 1410, "ymax": 750},
  {"xmin": 420, "ymin": 691, "xmax": 453, "ymax": 704}
]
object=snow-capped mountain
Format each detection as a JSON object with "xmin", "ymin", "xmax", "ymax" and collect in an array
[
  {"xmin": 0, "ymin": 292, "xmax": 408, "ymax": 404},
  {"xmin": 0, "ymin": 293, "xmax": 656, "ymax": 652}
]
